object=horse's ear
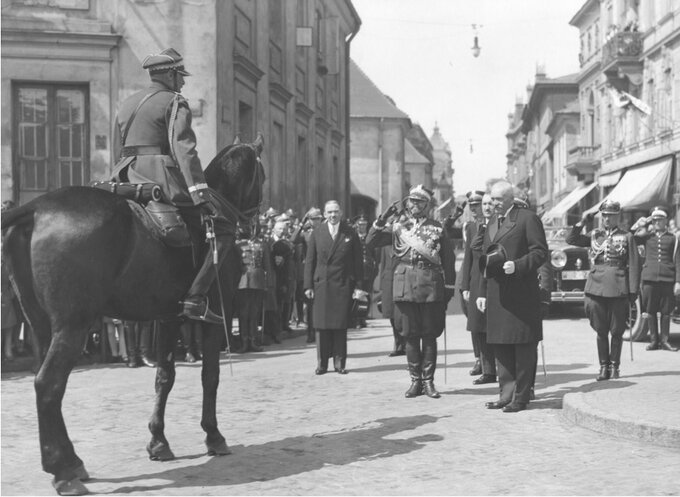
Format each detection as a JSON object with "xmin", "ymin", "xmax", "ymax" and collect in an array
[
  {"xmin": 233, "ymin": 135, "xmax": 241, "ymax": 145},
  {"xmin": 253, "ymin": 132, "xmax": 264, "ymax": 154}
]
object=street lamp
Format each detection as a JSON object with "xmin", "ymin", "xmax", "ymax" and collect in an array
[{"xmin": 471, "ymin": 24, "xmax": 481, "ymax": 58}]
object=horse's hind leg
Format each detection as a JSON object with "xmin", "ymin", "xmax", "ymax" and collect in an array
[
  {"xmin": 35, "ymin": 328, "xmax": 91, "ymax": 496},
  {"xmin": 201, "ymin": 324, "xmax": 230, "ymax": 456},
  {"xmin": 147, "ymin": 320, "xmax": 179, "ymax": 461}
]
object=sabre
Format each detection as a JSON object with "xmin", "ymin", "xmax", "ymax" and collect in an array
[
  {"xmin": 540, "ymin": 340, "xmax": 547, "ymax": 381},
  {"xmin": 443, "ymin": 319, "xmax": 448, "ymax": 384},
  {"xmin": 629, "ymin": 302, "xmax": 634, "ymax": 362},
  {"xmin": 206, "ymin": 217, "xmax": 233, "ymax": 376}
]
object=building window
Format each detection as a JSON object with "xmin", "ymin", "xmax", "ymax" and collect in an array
[
  {"xmin": 238, "ymin": 101, "xmax": 254, "ymax": 142},
  {"xmin": 13, "ymin": 83, "xmax": 89, "ymax": 202}
]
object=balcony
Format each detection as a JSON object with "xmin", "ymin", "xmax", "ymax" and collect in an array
[
  {"xmin": 566, "ymin": 145, "xmax": 600, "ymax": 181},
  {"xmin": 601, "ymin": 31, "xmax": 644, "ymax": 89}
]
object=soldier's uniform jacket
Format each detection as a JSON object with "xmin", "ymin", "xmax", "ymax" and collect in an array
[
  {"xmin": 567, "ymin": 225, "xmax": 640, "ymax": 297},
  {"xmin": 236, "ymin": 235, "xmax": 272, "ymax": 291},
  {"xmin": 112, "ymin": 82, "xmax": 207, "ymax": 207},
  {"xmin": 633, "ymin": 230, "xmax": 680, "ymax": 283},
  {"xmin": 358, "ymin": 232, "xmax": 378, "ymax": 285},
  {"xmin": 367, "ymin": 216, "xmax": 456, "ymax": 304}
]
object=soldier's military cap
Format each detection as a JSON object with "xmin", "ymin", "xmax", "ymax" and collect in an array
[
  {"xmin": 466, "ymin": 190, "xmax": 485, "ymax": 205},
  {"xmin": 305, "ymin": 207, "xmax": 323, "ymax": 219},
  {"xmin": 275, "ymin": 213, "xmax": 290, "ymax": 223},
  {"xmin": 599, "ymin": 199, "xmax": 621, "ymax": 215},
  {"xmin": 285, "ymin": 208, "xmax": 297, "ymax": 218},
  {"xmin": 650, "ymin": 206, "xmax": 668, "ymax": 219},
  {"xmin": 407, "ymin": 184, "xmax": 434, "ymax": 204},
  {"xmin": 142, "ymin": 48, "xmax": 191, "ymax": 76},
  {"xmin": 264, "ymin": 207, "xmax": 279, "ymax": 219}
]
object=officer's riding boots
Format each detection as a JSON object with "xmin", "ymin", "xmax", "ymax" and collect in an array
[
  {"xmin": 181, "ymin": 235, "xmax": 230, "ymax": 325},
  {"xmin": 125, "ymin": 324, "xmax": 142, "ymax": 368},
  {"xmin": 421, "ymin": 337, "xmax": 441, "ymax": 399},
  {"xmin": 405, "ymin": 339, "xmax": 422, "ymax": 398},
  {"xmin": 644, "ymin": 313, "xmax": 659, "ymax": 350},
  {"xmin": 659, "ymin": 314, "xmax": 678, "ymax": 351},
  {"xmin": 609, "ymin": 334, "xmax": 623, "ymax": 379},
  {"xmin": 596, "ymin": 334, "xmax": 610, "ymax": 381}
]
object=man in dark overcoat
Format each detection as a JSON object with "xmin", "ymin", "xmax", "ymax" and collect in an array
[
  {"xmin": 304, "ymin": 200, "xmax": 363, "ymax": 374},
  {"xmin": 476, "ymin": 181, "xmax": 548, "ymax": 412},
  {"xmin": 460, "ymin": 191, "xmax": 496, "ymax": 385}
]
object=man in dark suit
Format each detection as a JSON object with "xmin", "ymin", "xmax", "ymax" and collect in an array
[
  {"xmin": 304, "ymin": 200, "xmax": 363, "ymax": 375},
  {"xmin": 460, "ymin": 191, "xmax": 496, "ymax": 385},
  {"xmin": 476, "ymin": 181, "xmax": 548, "ymax": 412}
]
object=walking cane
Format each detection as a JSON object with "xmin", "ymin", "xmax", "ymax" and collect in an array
[
  {"xmin": 206, "ymin": 218, "xmax": 233, "ymax": 377},
  {"xmin": 443, "ymin": 321, "xmax": 448, "ymax": 384},
  {"xmin": 629, "ymin": 300, "xmax": 634, "ymax": 362},
  {"xmin": 540, "ymin": 340, "xmax": 547, "ymax": 381}
]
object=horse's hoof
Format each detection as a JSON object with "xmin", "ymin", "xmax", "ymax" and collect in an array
[
  {"xmin": 147, "ymin": 441, "xmax": 175, "ymax": 461},
  {"xmin": 72, "ymin": 463, "xmax": 90, "ymax": 481},
  {"xmin": 206, "ymin": 438, "xmax": 231, "ymax": 456},
  {"xmin": 52, "ymin": 477, "xmax": 89, "ymax": 496}
]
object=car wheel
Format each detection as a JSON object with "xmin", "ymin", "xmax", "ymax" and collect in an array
[{"xmin": 627, "ymin": 296, "xmax": 645, "ymax": 342}]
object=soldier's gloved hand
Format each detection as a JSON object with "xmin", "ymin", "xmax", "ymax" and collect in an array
[
  {"xmin": 199, "ymin": 201, "xmax": 218, "ymax": 218},
  {"xmin": 476, "ymin": 297, "xmax": 486, "ymax": 313},
  {"xmin": 628, "ymin": 293, "xmax": 638, "ymax": 304},
  {"xmin": 453, "ymin": 201, "xmax": 467, "ymax": 219},
  {"xmin": 462, "ymin": 290, "xmax": 470, "ymax": 302},
  {"xmin": 581, "ymin": 211, "xmax": 594, "ymax": 224},
  {"xmin": 377, "ymin": 200, "xmax": 401, "ymax": 226},
  {"xmin": 304, "ymin": 289, "xmax": 314, "ymax": 300}
]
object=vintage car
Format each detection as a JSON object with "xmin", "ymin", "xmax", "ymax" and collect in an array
[{"xmin": 539, "ymin": 225, "xmax": 642, "ymax": 337}]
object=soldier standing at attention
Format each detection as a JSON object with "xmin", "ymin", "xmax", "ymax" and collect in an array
[
  {"xmin": 367, "ymin": 185, "xmax": 456, "ymax": 398},
  {"xmin": 567, "ymin": 200, "xmax": 640, "ymax": 380},
  {"xmin": 630, "ymin": 206, "xmax": 679, "ymax": 352},
  {"xmin": 112, "ymin": 48, "xmax": 226, "ymax": 324},
  {"xmin": 353, "ymin": 215, "xmax": 377, "ymax": 328}
]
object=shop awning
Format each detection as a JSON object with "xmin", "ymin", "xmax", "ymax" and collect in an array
[
  {"xmin": 585, "ymin": 156, "xmax": 673, "ymax": 215},
  {"xmin": 541, "ymin": 182, "xmax": 598, "ymax": 224},
  {"xmin": 598, "ymin": 171, "xmax": 622, "ymax": 187}
]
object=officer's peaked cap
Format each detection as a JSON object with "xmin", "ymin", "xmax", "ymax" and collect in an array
[
  {"xmin": 599, "ymin": 199, "xmax": 621, "ymax": 214},
  {"xmin": 142, "ymin": 48, "xmax": 191, "ymax": 76},
  {"xmin": 466, "ymin": 190, "xmax": 485, "ymax": 205},
  {"xmin": 650, "ymin": 205, "xmax": 668, "ymax": 219},
  {"xmin": 264, "ymin": 207, "xmax": 279, "ymax": 218},
  {"xmin": 305, "ymin": 207, "xmax": 323, "ymax": 219}
]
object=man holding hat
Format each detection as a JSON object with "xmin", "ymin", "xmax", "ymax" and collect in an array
[
  {"xmin": 460, "ymin": 190, "xmax": 497, "ymax": 385},
  {"xmin": 567, "ymin": 199, "xmax": 640, "ymax": 380},
  {"xmin": 475, "ymin": 181, "xmax": 548, "ymax": 412},
  {"xmin": 112, "ymin": 48, "xmax": 227, "ymax": 324},
  {"xmin": 631, "ymin": 206, "xmax": 679, "ymax": 351},
  {"xmin": 367, "ymin": 185, "xmax": 456, "ymax": 399}
]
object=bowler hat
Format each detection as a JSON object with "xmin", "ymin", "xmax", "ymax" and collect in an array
[
  {"xmin": 142, "ymin": 48, "xmax": 191, "ymax": 76},
  {"xmin": 479, "ymin": 243, "xmax": 508, "ymax": 278},
  {"xmin": 599, "ymin": 199, "xmax": 621, "ymax": 215}
]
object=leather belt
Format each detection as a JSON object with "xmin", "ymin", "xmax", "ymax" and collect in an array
[
  {"xmin": 400, "ymin": 260, "xmax": 440, "ymax": 270},
  {"xmin": 121, "ymin": 145, "xmax": 169, "ymax": 157},
  {"xmin": 593, "ymin": 261, "xmax": 626, "ymax": 268}
]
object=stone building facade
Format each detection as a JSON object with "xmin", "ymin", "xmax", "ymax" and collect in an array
[{"xmin": 1, "ymin": 0, "xmax": 360, "ymax": 215}]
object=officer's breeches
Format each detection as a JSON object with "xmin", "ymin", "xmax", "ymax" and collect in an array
[{"xmin": 585, "ymin": 295, "xmax": 629, "ymax": 336}]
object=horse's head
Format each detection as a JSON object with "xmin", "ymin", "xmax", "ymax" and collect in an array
[{"xmin": 204, "ymin": 133, "xmax": 265, "ymax": 218}]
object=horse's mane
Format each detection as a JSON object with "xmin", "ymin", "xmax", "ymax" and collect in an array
[{"xmin": 204, "ymin": 144, "xmax": 236, "ymax": 185}]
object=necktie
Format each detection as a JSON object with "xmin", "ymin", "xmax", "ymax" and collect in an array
[
  {"xmin": 330, "ymin": 225, "xmax": 337, "ymax": 240},
  {"xmin": 498, "ymin": 216, "xmax": 505, "ymax": 229}
]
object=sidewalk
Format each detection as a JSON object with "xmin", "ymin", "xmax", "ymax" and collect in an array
[{"xmin": 560, "ymin": 335, "xmax": 680, "ymax": 448}]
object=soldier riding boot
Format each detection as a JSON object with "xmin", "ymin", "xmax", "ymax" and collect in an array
[
  {"xmin": 659, "ymin": 314, "xmax": 678, "ymax": 351},
  {"xmin": 609, "ymin": 334, "xmax": 623, "ymax": 379},
  {"xmin": 644, "ymin": 313, "xmax": 659, "ymax": 351},
  {"xmin": 405, "ymin": 338, "xmax": 422, "ymax": 398},
  {"xmin": 235, "ymin": 328, "xmax": 249, "ymax": 354},
  {"xmin": 248, "ymin": 337, "xmax": 263, "ymax": 352},
  {"xmin": 596, "ymin": 333, "xmax": 610, "ymax": 381},
  {"xmin": 125, "ymin": 323, "xmax": 142, "ymax": 368},
  {"xmin": 421, "ymin": 338, "xmax": 441, "ymax": 399},
  {"xmin": 181, "ymin": 235, "xmax": 229, "ymax": 325}
]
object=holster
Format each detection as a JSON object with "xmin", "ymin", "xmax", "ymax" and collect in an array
[{"xmin": 145, "ymin": 200, "xmax": 191, "ymax": 247}]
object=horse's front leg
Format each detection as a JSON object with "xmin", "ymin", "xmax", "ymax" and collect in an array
[
  {"xmin": 147, "ymin": 320, "xmax": 179, "ymax": 461},
  {"xmin": 201, "ymin": 324, "xmax": 231, "ymax": 455},
  {"xmin": 35, "ymin": 328, "xmax": 91, "ymax": 496}
]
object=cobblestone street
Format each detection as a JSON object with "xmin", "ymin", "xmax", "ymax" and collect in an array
[{"xmin": 2, "ymin": 313, "xmax": 679, "ymax": 495}]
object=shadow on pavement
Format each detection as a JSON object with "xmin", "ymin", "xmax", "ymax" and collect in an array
[{"xmin": 90, "ymin": 415, "xmax": 447, "ymax": 493}]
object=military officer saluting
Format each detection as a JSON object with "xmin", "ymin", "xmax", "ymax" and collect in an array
[
  {"xmin": 112, "ymin": 47, "xmax": 227, "ymax": 324},
  {"xmin": 567, "ymin": 200, "xmax": 640, "ymax": 380},
  {"xmin": 630, "ymin": 206, "xmax": 679, "ymax": 352}
]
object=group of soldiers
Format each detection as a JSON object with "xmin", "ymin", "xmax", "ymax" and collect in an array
[{"xmin": 232, "ymin": 206, "xmax": 378, "ymax": 353}]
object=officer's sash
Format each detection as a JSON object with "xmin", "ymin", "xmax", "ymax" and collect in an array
[{"xmin": 393, "ymin": 218, "xmax": 442, "ymax": 265}]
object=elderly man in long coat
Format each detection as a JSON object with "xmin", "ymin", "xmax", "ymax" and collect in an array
[
  {"xmin": 476, "ymin": 181, "xmax": 548, "ymax": 413},
  {"xmin": 304, "ymin": 200, "xmax": 363, "ymax": 375}
]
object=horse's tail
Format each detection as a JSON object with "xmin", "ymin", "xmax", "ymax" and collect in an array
[
  {"xmin": 1, "ymin": 201, "xmax": 36, "ymax": 230},
  {"xmin": 2, "ymin": 204, "xmax": 51, "ymax": 371}
]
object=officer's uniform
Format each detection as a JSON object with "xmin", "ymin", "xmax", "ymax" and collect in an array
[
  {"xmin": 366, "ymin": 184, "xmax": 456, "ymax": 399},
  {"xmin": 111, "ymin": 47, "xmax": 227, "ymax": 324},
  {"xmin": 353, "ymin": 216, "xmax": 377, "ymax": 328},
  {"xmin": 235, "ymin": 230, "xmax": 272, "ymax": 353},
  {"xmin": 566, "ymin": 200, "xmax": 640, "ymax": 379},
  {"xmin": 632, "ymin": 206, "xmax": 680, "ymax": 351}
]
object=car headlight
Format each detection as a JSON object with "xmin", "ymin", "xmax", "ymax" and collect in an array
[{"xmin": 551, "ymin": 249, "xmax": 567, "ymax": 269}]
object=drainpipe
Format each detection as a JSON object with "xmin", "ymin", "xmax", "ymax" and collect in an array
[
  {"xmin": 378, "ymin": 117, "xmax": 384, "ymax": 214},
  {"xmin": 345, "ymin": 22, "xmax": 359, "ymax": 216}
]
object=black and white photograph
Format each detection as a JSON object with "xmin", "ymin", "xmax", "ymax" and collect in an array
[{"xmin": 1, "ymin": 0, "xmax": 679, "ymax": 495}]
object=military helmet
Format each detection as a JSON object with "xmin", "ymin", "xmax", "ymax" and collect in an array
[
  {"xmin": 599, "ymin": 199, "xmax": 621, "ymax": 215},
  {"xmin": 142, "ymin": 48, "xmax": 190, "ymax": 76},
  {"xmin": 407, "ymin": 184, "xmax": 434, "ymax": 203}
]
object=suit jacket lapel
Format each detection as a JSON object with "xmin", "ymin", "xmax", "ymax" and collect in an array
[
  {"xmin": 488, "ymin": 216, "xmax": 499, "ymax": 242},
  {"xmin": 493, "ymin": 207, "xmax": 517, "ymax": 242},
  {"xmin": 327, "ymin": 222, "xmax": 344, "ymax": 260}
]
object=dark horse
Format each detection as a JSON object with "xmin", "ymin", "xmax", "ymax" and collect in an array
[{"xmin": 1, "ymin": 135, "xmax": 265, "ymax": 495}]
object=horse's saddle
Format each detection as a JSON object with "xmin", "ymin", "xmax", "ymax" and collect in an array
[{"xmin": 91, "ymin": 181, "xmax": 191, "ymax": 247}]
